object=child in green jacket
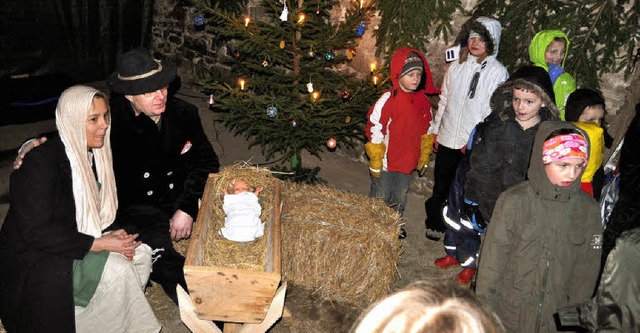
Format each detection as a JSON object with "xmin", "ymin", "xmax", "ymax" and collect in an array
[{"xmin": 529, "ymin": 30, "xmax": 577, "ymax": 120}]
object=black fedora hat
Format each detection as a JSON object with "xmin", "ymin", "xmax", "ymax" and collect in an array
[{"xmin": 107, "ymin": 48, "xmax": 177, "ymax": 95}]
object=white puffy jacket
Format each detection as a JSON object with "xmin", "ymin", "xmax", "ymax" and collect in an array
[{"xmin": 429, "ymin": 17, "xmax": 508, "ymax": 149}]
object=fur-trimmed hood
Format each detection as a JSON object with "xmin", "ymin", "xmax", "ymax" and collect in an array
[
  {"xmin": 489, "ymin": 66, "xmax": 559, "ymax": 122},
  {"xmin": 454, "ymin": 17, "xmax": 502, "ymax": 57}
]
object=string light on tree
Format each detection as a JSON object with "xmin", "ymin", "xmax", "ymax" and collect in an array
[
  {"xmin": 238, "ymin": 78, "xmax": 246, "ymax": 90},
  {"xmin": 297, "ymin": 12, "xmax": 306, "ymax": 24},
  {"xmin": 311, "ymin": 91, "xmax": 320, "ymax": 102},
  {"xmin": 244, "ymin": 16, "xmax": 251, "ymax": 27},
  {"xmin": 208, "ymin": 94, "xmax": 215, "ymax": 110},
  {"xmin": 326, "ymin": 137, "xmax": 337, "ymax": 149},
  {"xmin": 369, "ymin": 61, "xmax": 377, "ymax": 74}
]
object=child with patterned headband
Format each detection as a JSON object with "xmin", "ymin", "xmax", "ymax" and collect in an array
[{"xmin": 476, "ymin": 121, "xmax": 602, "ymax": 333}]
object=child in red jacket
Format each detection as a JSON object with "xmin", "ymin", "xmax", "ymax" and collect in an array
[{"xmin": 365, "ymin": 48, "xmax": 440, "ymax": 238}]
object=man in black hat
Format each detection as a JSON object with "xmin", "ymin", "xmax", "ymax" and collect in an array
[
  {"xmin": 106, "ymin": 48, "xmax": 219, "ymax": 303},
  {"xmin": 15, "ymin": 48, "xmax": 220, "ymax": 303}
]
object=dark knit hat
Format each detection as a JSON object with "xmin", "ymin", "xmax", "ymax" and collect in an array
[
  {"xmin": 564, "ymin": 88, "xmax": 606, "ymax": 122},
  {"xmin": 401, "ymin": 52, "xmax": 424, "ymax": 77},
  {"xmin": 107, "ymin": 48, "xmax": 177, "ymax": 95}
]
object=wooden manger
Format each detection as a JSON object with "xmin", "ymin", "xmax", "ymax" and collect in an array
[{"xmin": 182, "ymin": 168, "xmax": 285, "ymax": 332}]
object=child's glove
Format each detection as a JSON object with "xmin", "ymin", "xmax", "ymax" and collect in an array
[
  {"xmin": 548, "ymin": 63, "xmax": 564, "ymax": 85},
  {"xmin": 365, "ymin": 142, "xmax": 386, "ymax": 178},
  {"xmin": 416, "ymin": 134, "xmax": 436, "ymax": 177}
]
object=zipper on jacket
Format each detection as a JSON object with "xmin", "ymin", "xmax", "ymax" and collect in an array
[{"xmin": 535, "ymin": 254, "xmax": 551, "ymax": 333}]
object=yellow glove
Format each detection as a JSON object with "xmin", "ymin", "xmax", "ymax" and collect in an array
[
  {"xmin": 416, "ymin": 134, "xmax": 435, "ymax": 177},
  {"xmin": 365, "ymin": 142, "xmax": 386, "ymax": 178}
]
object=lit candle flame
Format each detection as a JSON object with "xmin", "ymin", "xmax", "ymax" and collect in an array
[
  {"xmin": 370, "ymin": 62, "xmax": 377, "ymax": 72},
  {"xmin": 360, "ymin": 0, "xmax": 364, "ymax": 9},
  {"xmin": 297, "ymin": 13, "xmax": 306, "ymax": 23},
  {"xmin": 239, "ymin": 79, "xmax": 246, "ymax": 90},
  {"xmin": 244, "ymin": 17, "xmax": 250, "ymax": 27},
  {"xmin": 311, "ymin": 91, "xmax": 320, "ymax": 101},
  {"xmin": 373, "ymin": 75, "xmax": 378, "ymax": 85}
]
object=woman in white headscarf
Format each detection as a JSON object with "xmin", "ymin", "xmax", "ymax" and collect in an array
[{"xmin": 0, "ymin": 85, "xmax": 160, "ymax": 333}]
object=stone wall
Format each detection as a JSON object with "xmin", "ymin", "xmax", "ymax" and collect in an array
[{"xmin": 151, "ymin": 0, "xmax": 638, "ymax": 145}]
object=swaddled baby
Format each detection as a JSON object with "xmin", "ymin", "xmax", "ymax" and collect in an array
[{"xmin": 219, "ymin": 179, "xmax": 264, "ymax": 242}]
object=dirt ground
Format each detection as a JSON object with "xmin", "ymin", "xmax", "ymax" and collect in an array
[{"xmin": 0, "ymin": 85, "xmax": 457, "ymax": 333}]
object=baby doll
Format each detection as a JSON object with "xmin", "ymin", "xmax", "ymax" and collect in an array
[{"xmin": 219, "ymin": 179, "xmax": 265, "ymax": 242}]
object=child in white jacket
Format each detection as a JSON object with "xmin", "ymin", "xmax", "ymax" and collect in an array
[{"xmin": 424, "ymin": 17, "xmax": 508, "ymax": 241}]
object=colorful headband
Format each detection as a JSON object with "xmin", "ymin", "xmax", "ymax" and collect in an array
[{"xmin": 542, "ymin": 133, "xmax": 588, "ymax": 165}]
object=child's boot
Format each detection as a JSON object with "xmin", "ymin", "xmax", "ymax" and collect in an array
[
  {"xmin": 455, "ymin": 268, "xmax": 476, "ymax": 284},
  {"xmin": 434, "ymin": 255, "xmax": 459, "ymax": 269}
]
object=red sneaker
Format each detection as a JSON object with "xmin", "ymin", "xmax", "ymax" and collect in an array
[
  {"xmin": 455, "ymin": 268, "xmax": 476, "ymax": 284},
  {"xmin": 434, "ymin": 255, "xmax": 459, "ymax": 269}
]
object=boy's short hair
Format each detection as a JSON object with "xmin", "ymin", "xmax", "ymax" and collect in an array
[
  {"xmin": 350, "ymin": 280, "xmax": 505, "ymax": 333},
  {"xmin": 564, "ymin": 89, "xmax": 606, "ymax": 122}
]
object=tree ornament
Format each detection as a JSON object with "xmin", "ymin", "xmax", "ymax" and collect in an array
[
  {"xmin": 345, "ymin": 116, "xmax": 351, "ymax": 124},
  {"xmin": 194, "ymin": 15, "xmax": 205, "ymax": 28},
  {"xmin": 308, "ymin": 47, "xmax": 315, "ymax": 58},
  {"xmin": 279, "ymin": 40, "xmax": 285, "ymax": 49},
  {"xmin": 262, "ymin": 57, "xmax": 270, "ymax": 67},
  {"xmin": 279, "ymin": 3, "xmax": 289, "ymax": 22},
  {"xmin": 341, "ymin": 90, "xmax": 351, "ymax": 101},
  {"xmin": 306, "ymin": 82, "xmax": 314, "ymax": 93},
  {"xmin": 266, "ymin": 106, "xmax": 278, "ymax": 118},
  {"xmin": 291, "ymin": 120, "xmax": 298, "ymax": 127},
  {"xmin": 356, "ymin": 21, "xmax": 366, "ymax": 37},
  {"xmin": 326, "ymin": 138, "xmax": 337, "ymax": 149},
  {"xmin": 325, "ymin": 51, "xmax": 335, "ymax": 61}
]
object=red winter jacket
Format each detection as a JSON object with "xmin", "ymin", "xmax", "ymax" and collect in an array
[{"xmin": 365, "ymin": 47, "xmax": 440, "ymax": 174}]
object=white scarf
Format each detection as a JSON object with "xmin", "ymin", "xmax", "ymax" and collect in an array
[{"xmin": 55, "ymin": 85, "xmax": 117, "ymax": 237}]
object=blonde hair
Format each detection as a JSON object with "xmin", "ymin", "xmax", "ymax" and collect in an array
[{"xmin": 350, "ymin": 280, "xmax": 504, "ymax": 333}]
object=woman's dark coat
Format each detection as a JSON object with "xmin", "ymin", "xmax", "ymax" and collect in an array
[{"xmin": 0, "ymin": 137, "xmax": 94, "ymax": 333}]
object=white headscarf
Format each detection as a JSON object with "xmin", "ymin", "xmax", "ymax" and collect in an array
[{"xmin": 55, "ymin": 85, "xmax": 117, "ymax": 237}]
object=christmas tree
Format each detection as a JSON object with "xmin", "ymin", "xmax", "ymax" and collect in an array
[{"xmin": 196, "ymin": 0, "xmax": 384, "ymax": 179}]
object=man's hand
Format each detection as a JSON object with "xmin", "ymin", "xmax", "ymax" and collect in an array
[
  {"xmin": 13, "ymin": 137, "xmax": 47, "ymax": 169},
  {"xmin": 170, "ymin": 209, "xmax": 193, "ymax": 241}
]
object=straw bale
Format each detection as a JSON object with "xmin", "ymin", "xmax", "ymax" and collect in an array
[
  {"xmin": 280, "ymin": 182, "xmax": 403, "ymax": 305},
  {"xmin": 200, "ymin": 164, "xmax": 277, "ymax": 271}
]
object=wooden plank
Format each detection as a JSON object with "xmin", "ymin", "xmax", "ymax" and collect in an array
[
  {"xmin": 185, "ymin": 266, "xmax": 281, "ymax": 323},
  {"xmin": 239, "ymin": 282, "xmax": 287, "ymax": 333},
  {"xmin": 177, "ymin": 285, "xmax": 222, "ymax": 333},
  {"xmin": 186, "ymin": 173, "xmax": 217, "ymax": 266}
]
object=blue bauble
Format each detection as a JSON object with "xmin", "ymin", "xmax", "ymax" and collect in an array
[
  {"xmin": 266, "ymin": 106, "xmax": 278, "ymax": 118},
  {"xmin": 194, "ymin": 15, "xmax": 205, "ymax": 27},
  {"xmin": 356, "ymin": 22, "xmax": 365, "ymax": 37},
  {"xmin": 325, "ymin": 51, "xmax": 335, "ymax": 61}
]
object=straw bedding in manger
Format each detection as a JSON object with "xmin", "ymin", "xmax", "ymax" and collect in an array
[
  {"xmin": 279, "ymin": 182, "xmax": 403, "ymax": 305},
  {"xmin": 199, "ymin": 164, "xmax": 276, "ymax": 271}
]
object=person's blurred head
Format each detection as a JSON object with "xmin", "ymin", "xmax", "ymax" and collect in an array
[{"xmin": 350, "ymin": 280, "xmax": 504, "ymax": 333}]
